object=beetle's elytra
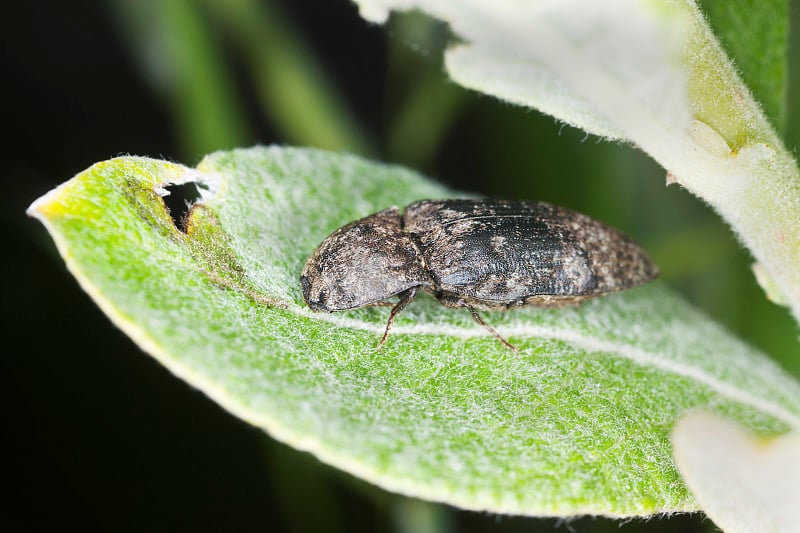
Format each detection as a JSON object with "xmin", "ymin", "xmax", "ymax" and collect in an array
[{"xmin": 301, "ymin": 199, "xmax": 658, "ymax": 350}]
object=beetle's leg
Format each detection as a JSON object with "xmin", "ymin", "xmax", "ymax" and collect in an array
[
  {"xmin": 467, "ymin": 306, "xmax": 518, "ymax": 352},
  {"xmin": 376, "ymin": 287, "xmax": 418, "ymax": 350}
]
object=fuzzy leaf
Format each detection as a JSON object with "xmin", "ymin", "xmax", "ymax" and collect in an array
[{"xmin": 28, "ymin": 146, "xmax": 800, "ymax": 517}]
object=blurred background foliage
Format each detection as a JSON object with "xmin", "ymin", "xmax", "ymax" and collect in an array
[{"xmin": 3, "ymin": 0, "xmax": 799, "ymax": 531}]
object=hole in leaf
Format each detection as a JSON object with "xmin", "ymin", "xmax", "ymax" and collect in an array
[{"xmin": 162, "ymin": 182, "xmax": 205, "ymax": 233}]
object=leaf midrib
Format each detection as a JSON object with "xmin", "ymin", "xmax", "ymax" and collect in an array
[{"xmin": 289, "ymin": 304, "xmax": 800, "ymax": 430}]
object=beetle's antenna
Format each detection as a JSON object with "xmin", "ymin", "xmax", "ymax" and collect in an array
[
  {"xmin": 467, "ymin": 306, "xmax": 518, "ymax": 351},
  {"xmin": 376, "ymin": 287, "xmax": 418, "ymax": 350}
]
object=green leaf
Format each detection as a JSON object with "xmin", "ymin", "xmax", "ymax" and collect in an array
[
  {"xmin": 698, "ymin": 0, "xmax": 789, "ymax": 133},
  {"xmin": 28, "ymin": 146, "xmax": 800, "ymax": 517}
]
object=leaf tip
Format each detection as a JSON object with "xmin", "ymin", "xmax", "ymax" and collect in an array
[{"xmin": 26, "ymin": 180, "xmax": 72, "ymax": 222}]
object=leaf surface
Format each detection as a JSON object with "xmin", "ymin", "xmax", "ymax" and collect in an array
[{"xmin": 28, "ymin": 146, "xmax": 800, "ymax": 517}]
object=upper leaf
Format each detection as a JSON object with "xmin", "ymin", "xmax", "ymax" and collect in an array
[{"xmin": 28, "ymin": 147, "xmax": 800, "ymax": 517}]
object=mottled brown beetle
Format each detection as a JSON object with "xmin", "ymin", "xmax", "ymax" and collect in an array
[{"xmin": 300, "ymin": 199, "xmax": 658, "ymax": 350}]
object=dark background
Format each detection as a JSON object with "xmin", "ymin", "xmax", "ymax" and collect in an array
[{"xmin": 3, "ymin": 1, "xmax": 799, "ymax": 531}]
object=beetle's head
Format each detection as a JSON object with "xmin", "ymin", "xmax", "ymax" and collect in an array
[{"xmin": 300, "ymin": 207, "xmax": 430, "ymax": 312}]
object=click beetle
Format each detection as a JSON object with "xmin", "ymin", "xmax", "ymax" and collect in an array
[{"xmin": 300, "ymin": 199, "xmax": 658, "ymax": 350}]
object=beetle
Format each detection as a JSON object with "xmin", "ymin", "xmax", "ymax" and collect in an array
[{"xmin": 300, "ymin": 199, "xmax": 658, "ymax": 350}]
